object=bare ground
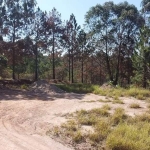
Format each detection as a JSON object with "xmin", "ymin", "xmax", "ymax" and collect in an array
[{"xmin": 0, "ymin": 87, "xmax": 149, "ymax": 150}]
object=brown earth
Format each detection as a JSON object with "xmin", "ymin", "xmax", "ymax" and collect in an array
[{"xmin": 0, "ymin": 81, "xmax": 149, "ymax": 150}]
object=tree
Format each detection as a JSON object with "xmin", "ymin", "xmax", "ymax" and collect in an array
[
  {"xmin": 67, "ymin": 14, "xmax": 80, "ymax": 83},
  {"xmin": 45, "ymin": 8, "xmax": 63, "ymax": 79},
  {"xmin": 78, "ymin": 29, "xmax": 86, "ymax": 83},
  {"xmin": 85, "ymin": 1, "xmax": 143, "ymax": 85},
  {"xmin": 85, "ymin": 2, "xmax": 115, "ymax": 83},
  {"xmin": 4, "ymin": 0, "xmax": 37, "ymax": 79},
  {"xmin": 28, "ymin": 7, "xmax": 46, "ymax": 81}
]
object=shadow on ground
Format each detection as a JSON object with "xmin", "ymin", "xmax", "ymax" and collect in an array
[{"xmin": 0, "ymin": 89, "xmax": 85, "ymax": 101}]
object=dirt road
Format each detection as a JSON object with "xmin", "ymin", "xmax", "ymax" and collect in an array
[{"xmin": 0, "ymin": 89, "xmax": 148, "ymax": 150}]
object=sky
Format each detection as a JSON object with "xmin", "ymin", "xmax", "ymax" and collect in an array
[{"xmin": 36, "ymin": 0, "xmax": 142, "ymax": 27}]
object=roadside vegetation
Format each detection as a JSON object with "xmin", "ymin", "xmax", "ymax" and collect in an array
[
  {"xmin": 47, "ymin": 105, "xmax": 150, "ymax": 150},
  {"xmin": 56, "ymin": 83, "xmax": 150, "ymax": 100}
]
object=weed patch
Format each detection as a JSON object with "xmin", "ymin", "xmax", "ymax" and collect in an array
[{"xmin": 129, "ymin": 103, "xmax": 141, "ymax": 109}]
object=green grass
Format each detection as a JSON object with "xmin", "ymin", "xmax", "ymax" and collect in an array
[
  {"xmin": 56, "ymin": 83, "xmax": 150, "ymax": 100},
  {"xmin": 76, "ymin": 105, "xmax": 111, "ymax": 126}
]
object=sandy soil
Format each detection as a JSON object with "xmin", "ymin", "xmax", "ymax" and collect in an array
[{"xmin": 0, "ymin": 88, "xmax": 149, "ymax": 150}]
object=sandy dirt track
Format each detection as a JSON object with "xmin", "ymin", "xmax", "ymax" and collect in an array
[{"xmin": 0, "ymin": 88, "xmax": 149, "ymax": 150}]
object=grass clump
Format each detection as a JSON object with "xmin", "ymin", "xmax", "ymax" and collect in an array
[
  {"xmin": 111, "ymin": 108, "xmax": 127, "ymax": 125},
  {"xmin": 76, "ymin": 105, "xmax": 110, "ymax": 125},
  {"xmin": 72, "ymin": 131, "xmax": 84, "ymax": 143},
  {"xmin": 134, "ymin": 113, "xmax": 150, "ymax": 123},
  {"xmin": 90, "ymin": 106, "xmax": 110, "ymax": 117},
  {"xmin": 78, "ymin": 114, "xmax": 97, "ymax": 125},
  {"xmin": 106, "ymin": 123, "xmax": 150, "ymax": 150},
  {"xmin": 61, "ymin": 120, "xmax": 78, "ymax": 132},
  {"xmin": 129, "ymin": 103, "xmax": 141, "ymax": 109},
  {"xmin": 88, "ymin": 119, "xmax": 111, "ymax": 144},
  {"xmin": 126, "ymin": 87, "xmax": 150, "ymax": 100},
  {"xmin": 113, "ymin": 96, "xmax": 124, "ymax": 104}
]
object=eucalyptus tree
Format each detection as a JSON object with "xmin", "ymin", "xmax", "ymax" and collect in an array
[
  {"xmin": 85, "ymin": 1, "xmax": 143, "ymax": 85},
  {"xmin": 85, "ymin": 1, "xmax": 115, "ymax": 83},
  {"xmin": 112, "ymin": 2, "xmax": 144, "ymax": 85}
]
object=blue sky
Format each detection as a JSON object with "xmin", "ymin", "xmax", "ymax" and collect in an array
[{"xmin": 36, "ymin": 0, "xmax": 142, "ymax": 26}]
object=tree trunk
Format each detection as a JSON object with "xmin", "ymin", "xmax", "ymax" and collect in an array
[
  {"xmin": 105, "ymin": 29, "xmax": 113, "ymax": 82},
  {"xmin": 68, "ymin": 50, "xmax": 71, "ymax": 82},
  {"xmin": 52, "ymin": 32, "xmax": 55, "ymax": 79},
  {"xmin": 12, "ymin": 47, "xmax": 15, "ymax": 79},
  {"xmin": 71, "ymin": 50, "xmax": 74, "ymax": 83},
  {"xmin": 35, "ymin": 44, "xmax": 38, "ymax": 81},
  {"xmin": 18, "ymin": 73, "xmax": 19, "ymax": 80},
  {"xmin": 12, "ymin": 21, "xmax": 16, "ymax": 80},
  {"xmin": 90, "ymin": 56, "xmax": 93, "ymax": 84},
  {"xmin": 81, "ymin": 46, "xmax": 84, "ymax": 83},
  {"xmin": 114, "ymin": 42, "xmax": 121, "ymax": 85},
  {"xmin": 143, "ymin": 52, "xmax": 147, "ymax": 88},
  {"xmin": 71, "ymin": 30, "xmax": 74, "ymax": 83}
]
